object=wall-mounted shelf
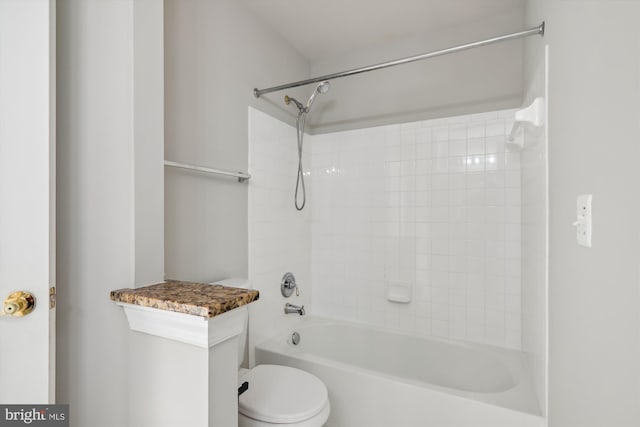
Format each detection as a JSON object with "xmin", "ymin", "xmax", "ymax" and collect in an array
[
  {"xmin": 507, "ymin": 97, "xmax": 545, "ymax": 148},
  {"xmin": 164, "ymin": 160, "xmax": 251, "ymax": 182}
]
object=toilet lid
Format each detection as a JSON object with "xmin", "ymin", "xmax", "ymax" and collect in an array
[{"xmin": 239, "ymin": 365, "xmax": 328, "ymax": 424}]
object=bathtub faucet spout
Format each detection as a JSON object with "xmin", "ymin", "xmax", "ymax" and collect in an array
[{"xmin": 284, "ymin": 302, "xmax": 305, "ymax": 316}]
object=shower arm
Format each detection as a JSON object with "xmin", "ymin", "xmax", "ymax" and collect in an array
[{"xmin": 254, "ymin": 22, "xmax": 545, "ymax": 98}]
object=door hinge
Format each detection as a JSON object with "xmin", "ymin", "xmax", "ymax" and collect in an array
[{"xmin": 49, "ymin": 286, "xmax": 56, "ymax": 309}]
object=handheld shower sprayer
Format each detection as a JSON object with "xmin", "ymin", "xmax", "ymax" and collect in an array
[
  {"xmin": 284, "ymin": 81, "xmax": 330, "ymax": 114},
  {"xmin": 306, "ymin": 81, "xmax": 330, "ymax": 111},
  {"xmin": 283, "ymin": 81, "xmax": 331, "ymax": 211}
]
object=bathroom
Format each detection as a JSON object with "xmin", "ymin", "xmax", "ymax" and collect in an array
[{"xmin": 1, "ymin": 0, "xmax": 639, "ymax": 426}]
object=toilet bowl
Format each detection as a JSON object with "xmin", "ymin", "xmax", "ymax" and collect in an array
[
  {"xmin": 211, "ymin": 278, "xmax": 330, "ymax": 427},
  {"xmin": 238, "ymin": 364, "xmax": 330, "ymax": 427}
]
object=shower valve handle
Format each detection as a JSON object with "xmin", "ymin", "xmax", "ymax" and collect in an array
[{"xmin": 281, "ymin": 272, "xmax": 299, "ymax": 298}]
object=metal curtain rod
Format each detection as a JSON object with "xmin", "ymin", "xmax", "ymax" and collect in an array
[
  {"xmin": 254, "ymin": 22, "xmax": 545, "ymax": 98},
  {"xmin": 164, "ymin": 160, "xmax": 251, "ymax": 182}
]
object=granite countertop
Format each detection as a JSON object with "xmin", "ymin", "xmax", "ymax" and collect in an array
[{"xmin": 110, "ymin": 280, "xmax": 259, "ymax": 318}]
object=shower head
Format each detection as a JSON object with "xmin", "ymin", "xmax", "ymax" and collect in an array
[
  {"xmin": 317, "ymin": 80, "xmax": 330, "ymax": 93},
  {"xmin": 305, "ymin": 81, "xmax": 330, "ymax": 111},
  {"xmin": 284, "ymin": 81, "xmax": 330, "ymax": 114}
]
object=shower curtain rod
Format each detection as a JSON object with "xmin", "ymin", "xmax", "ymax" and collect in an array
[{"xmin": 254, "ymin": 22, "xmax": 545, "ymax": 98}]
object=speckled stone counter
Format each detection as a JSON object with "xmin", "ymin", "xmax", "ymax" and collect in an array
[{"xmin": 110, "ymin": 280, "xmax": 259, "ymax": 318}]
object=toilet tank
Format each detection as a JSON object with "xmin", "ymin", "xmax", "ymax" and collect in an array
[{"xmin": 211, "ymin": 278, "xmax": 250, "ymax": 368}]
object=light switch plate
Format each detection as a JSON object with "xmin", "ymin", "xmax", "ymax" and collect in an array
[{"xmin": 575, "ymin": 194, "xmax": 592, "ymax": 247}]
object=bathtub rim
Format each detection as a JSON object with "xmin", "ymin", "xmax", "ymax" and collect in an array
[{"xmin": 254, "ymin": 315, "xmax": 542, "ymax": 418}]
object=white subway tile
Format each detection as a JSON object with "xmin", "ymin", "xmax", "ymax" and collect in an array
[
  {"xmin": 449, "ymin": 306, "xmax": 467, "ymax": 324},
  {"xmin": 485, "ymin": 153, "xmax": 505, "ymax": 171},
  {"xmin": 486, "ymin": 170, "xmax": 506, "ymax": 188},
  {"xmin": 467, "ymin": 124, "xmax": 485, "ymax": 138},
  {"xmin": 301, "ymin": 108, "xmax": 522, "ymax": 350},
  {"xmin": 466, "ymin": 188, "xmax": 485, "ymax": 206},
  {"xmin": 415, "ymin": 128, "xmax": 432, "ymax": 144},
  {"xmin": 431, "ymin": 320, "xmax": 450, "ymax": 338},
  {"xmin": 485, "ymin": 188, "xmax": 506, "ymax": 206},
  {"xmin": 431, "ymin": 141, "xmax": 449, "ymax": 158},
  {"xmin": 430, "ymin": 206, "xmax": 449, "ymax": 222},
  {"xmin": 449, "ymin": 139, "xmax": 467, "ymax": 157},
  {"xmin": 466, "ymin": 155, "xmax": 485, "ymax": 172},
  {"xmin": 467, "ymin": 138, "xmax": 486, "ymax": 156},
  {"xmin": 431, "ymin": 158, "xmax": 449, "ymax": 173},
  {"xmin": 449, "ymin": 207, "xmax": 466, "ymax": 223},
  {"xmin": 486, "ymin": 293, "xmax": 506, "ymax": 311},
  {"xmin": 430, "ymin": 239, "xmax": 449, "ymax": 255},
  {"xmin": 448, "ymin": 125, "xmax": 467, "ymax": 140},
  {"xmin": 465, "ymin": 172, "xmax": 485, "ymax": 189},
  {"xmin": 485, "ymin": 120, "xmax": 506, "ymax": 137},
  {"xmin": 449, "ymin": 173, "xmax": 467, "ymax": 189},
  {"xmin": 486, "ymin": 310, "xmax": 505, "ymax": 330},
  {"xmin": 431, "ymin": 255, "xmax": 450, "ymax": 272},
  {"xmin": 432, "ymin": 126, "xmax": 449, "ymax": 142},
  {"xmin": 431, "ymin": 271, "xmax": 450, "ymax": 288},
  {"xmin": 432, "ymin": 302, "xmax": 450, "ymax": 319},
  {"xmin": 449, "ymin": 156, "xmax": 467, "ymax": 173},
  {"xmin": 416, "ymin": 143, "xmax": 432, "ymax": 159},
  {"xmin": 467, "ymin": 293, "xmax": 485, "ymax": 309},
  {"xmin": 467, "ymin": 324, "xmax": 485, "ymax": 342},
  {"xmin": 485, "ymin": 136, "xmax": 506, "ymax": 154}
]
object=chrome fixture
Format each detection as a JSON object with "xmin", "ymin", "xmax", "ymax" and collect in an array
[
  {"xmin": 284, "ymin": 81, "xmax": 330, "ymax": 211},
  {"xmin": 305, "ymin": 80, "xmax": 330, "ymax": 112},
  {"xmin": 291, "ymin": 331, "xmax": 301, "ymax": 346},
  {"xmin": 283, "ymin": 81, "xmax": 330, "ymax": 115},
  {"xmin": 284, "ymin": 303, "xmax": 305, "ymax": 316},
  {"xmin": 253, "ymin": 22, "xmax": 545, "ymax": 98},
  {"xmin": 281, "ymin": 272, "xmax": 299, "ymax": 297},
  {"xmin": 164, "ymin": 160, "xmax": 251, "ymax": 183}
]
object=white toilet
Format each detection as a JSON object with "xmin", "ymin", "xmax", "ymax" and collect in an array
[
  {"xmin": 214, "ymin": 279, "xmax": 330, "ymax": 427},
  {"xmin": 238, "ymin": 365, "xmax": 330, "ymax": 427}
]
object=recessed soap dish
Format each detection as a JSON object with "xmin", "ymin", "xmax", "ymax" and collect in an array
[{"xmin": 386, "ymin": 283, "xmax": 412, "ymax": 304}]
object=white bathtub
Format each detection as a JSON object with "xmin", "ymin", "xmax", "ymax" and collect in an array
[{"xmin": 255, "ymin": 317, "xmax": 544, "ymax": 427}]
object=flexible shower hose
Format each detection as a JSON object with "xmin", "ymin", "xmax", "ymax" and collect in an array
[{"xmin": 294, "ymin": 111, "xmax": 307, "ymax": 211}]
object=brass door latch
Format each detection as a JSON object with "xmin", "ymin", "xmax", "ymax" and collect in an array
[
  {"xmin": 1, "ymin": 291, "xmax": 36, "ymax": 317},
  {"xmin": 50, "ymin": 286, "xmax": 56, "ymax": 309}
]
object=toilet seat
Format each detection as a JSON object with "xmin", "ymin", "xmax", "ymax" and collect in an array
[{"xmin": 239, "ymin": 365, "xmax": 329, "ymax": 425}]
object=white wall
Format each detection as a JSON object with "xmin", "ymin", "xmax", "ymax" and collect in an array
[
  {"xmin": 164, "ymin": 0, "xmax": 310, "ymax": 284},
  {"xmin": 307, "ymin": 9, "xmax": 525, "ymax": 134},
  {"xmin": 247, "ymin": 107, "xmax": 312, "ymax": 365},
  {"xmin": 57, "ymin": 1, "xmax": 165, "ymax": 425},
  {"xmin": 311, "ymin": 110, "xmax": 523, "ymax": 349},
  {"xmin": 134, "ymin": 0, "xmax": 165, "ymax": 287},
  {"xmin": 525, "ymin": 1, "xmax": 640, "ymax": 425},
  {"xmin": 57, "ymin": 1, "xmax": 134, "ymax": 425}
]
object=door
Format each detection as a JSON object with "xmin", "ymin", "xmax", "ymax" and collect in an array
[{"xmin": 0, "ymin": 0, "xmax": 56, "ymax": 403}]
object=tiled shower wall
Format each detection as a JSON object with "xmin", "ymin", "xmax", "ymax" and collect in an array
[
  {"xmin": 248, "ymin": 107, "xmax": 312, "ymax": 365},
  {"xmin": 310, "ymin": 110, "xmax": 522, "ymax": 349}
]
